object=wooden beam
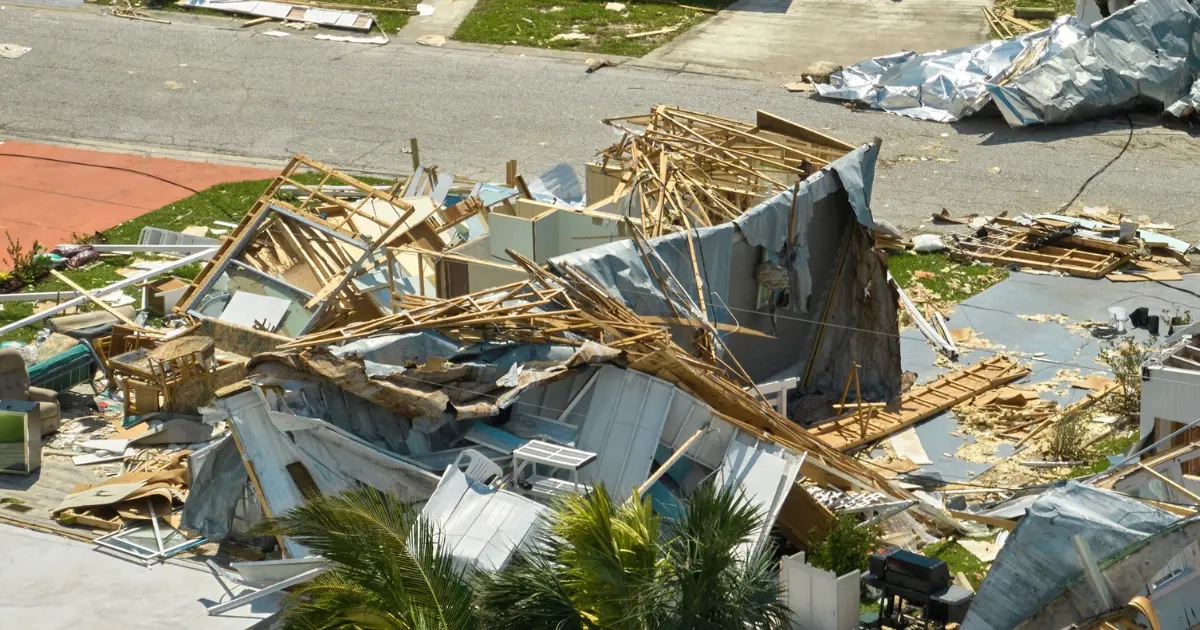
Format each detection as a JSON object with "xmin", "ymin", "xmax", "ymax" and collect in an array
[
  {"xmin": 1137, "ymin": 464, "xmax": 1200, "ymax": 505},
  {"xmin": 635, "ymin": 427, "xmax": 707, "ymax": 497},
  {"xmin": 809, "ymin": 355, "xmax": 1031, "ymax": 451},
  {"xmin": 755, "ymin": 110, "xmax": 856, "ymax": 152},
  {"xmin": 948, "ymin": 509, "xmax": 1017, "ymax": 531},
  {"xmin": 49, "ymin": 270, "xmax": 141, "ymax": 328}
]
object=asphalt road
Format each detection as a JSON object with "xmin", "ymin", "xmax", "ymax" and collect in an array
[{"xmin": 3, "ymin": 4, "xmax": 1200, "ymax": 239}]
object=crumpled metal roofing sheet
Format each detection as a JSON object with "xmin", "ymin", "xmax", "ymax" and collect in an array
[
  {"xmin": 716, "ymin": 432, "xmax": 803, "ymax": 558},
  {"xmin": 963, "ymin": 480, "xmax": 1177, "ymax": 630},
  {"xmin": 420, "ymin": 466, "xmax": 547, "ymax": 572},
  {"xmin": 816, "ymin": 0, "xmax": 1200, "ymax": 127}
]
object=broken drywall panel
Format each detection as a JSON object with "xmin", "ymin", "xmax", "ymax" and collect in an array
[
  {"xmin": 890, "ymin": 428, "xmax": 933, "ymax": 465},
  {"xmin": 420, "ymin": 466, "xmax": 548, "ymax": 571},
  {"xmin": 487, "ymin": 213, "xmax": 535, "ymax": 262},
  {"xmin": 176, "ymin": 0, "xmax": 374, "ymax": 30},
  {"xmin": 217, "ymin": 292, "xmax": 293, "ymax": 334}
]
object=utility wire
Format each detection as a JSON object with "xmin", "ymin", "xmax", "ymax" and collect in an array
[
  {"xmin": 1055, "ymin": 113, "xmax": 1136, "ymax": 213},
  {"xmin": 0, "ymin": 151, "xmax": 242, "ymax": 220}
]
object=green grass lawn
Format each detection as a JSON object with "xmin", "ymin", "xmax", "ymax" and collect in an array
[
  {"xmin": 1068, "ymin": 431, "xmax": 1137, "ymax": 477},
  {"xmin": 0, "ymin": 179, "xmax": 273, "ymax": 344},
  {"xmin": 923, "ymin": 539, "xmax": 991, "ymax": 590},
  {"xmin": 90, "ymin": 0, "xmax": 414, "ymax": 34},
  {"xmin": 887, "ymin": 251, "xmax": 1008, "ymax": 304},
  {"xmin": 454, "ymin": 0, "xmax": 732, "ymax": 57}
]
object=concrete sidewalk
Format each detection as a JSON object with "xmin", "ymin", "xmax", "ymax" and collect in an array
[
  {"xmin": 396, "ymin": 0, "xmax": 478, "ymax": 43},
  {"xmin": 646, "ymin": 0, "xmax": 992, "ymax": 75},
  {"xmin": 0, "ymin": 140, "xmax": 276, "ymax": 249},
  {"xmin": 0, "ymin": 523, "xmax": 277, "ymax": 628}
]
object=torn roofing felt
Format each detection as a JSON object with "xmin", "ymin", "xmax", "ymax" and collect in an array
[
  {"xmin": 547, "ymin": 144, "xmax": 879, "ymax": 327},
  {"xmin": 963, "ymin": 480, "xmax": 1178, "ymax": 630},
  {"xmin": 248, "ymin": 340, "xmax": 624, "ymax": 422}
]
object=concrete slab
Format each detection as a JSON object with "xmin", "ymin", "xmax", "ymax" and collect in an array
[
  {"xmin": 897, "ymin": 272, "xmax": 1200, "ymax": 483},
  {"xmin": 646, "ymin": 0, "xmax": 991, "ymax": 75},
  {"xmin": 398, "ymin": 0, "xmax": 479, "ymax": 42},
  {"xmin": 0, "ymin": 141, "xmax": 275, "ymax": 249},
  {"xmin": 0, "ymin": 523, "xmax": 277, "ymax": 628}
]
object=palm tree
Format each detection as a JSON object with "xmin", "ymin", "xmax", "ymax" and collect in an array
[
  {"xmin": 474, "ymin": 482, "xmax": 789, "ymax": 630},
  {"xmin": 256, "ymin": 486, "xmax": 478, "ymax": 630}
]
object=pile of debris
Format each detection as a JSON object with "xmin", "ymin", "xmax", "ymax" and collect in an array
[
  {"xmin": 4, "ymin": 105, "xmax": 1200, "ymax": 630},
  {"xmin": 927, "ymin": 209, "xmax": 1193, "ymax": 282}
]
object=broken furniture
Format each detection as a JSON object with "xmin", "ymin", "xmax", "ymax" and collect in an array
[
  {"xmin": 141, "ymin": 276, "xmax": 190, "ymax": 316},
  {"xmin": 0, "ymin": 347, "xmax": 63, "ymax": 436},
  {"xmin": 451, "ymin": 449, "xmax": 503, "ymax": 486},
  {"xmin": 109, "ymin": 336, "xmax": 218, "ymax": 419},
  {"xmin": 865, "ymin": 547, "xmax": 973, "ymax": 629},
  {"xmin": 0, "ymin": 403, "xmax": 42, "ymax": 475},
  {"xmin": 27, "ymin": 344, "xmax": 96, "ymax": 394},
  {"xmin": 511, "ymin": 439, "xmax": 597, "ymax": 500}
]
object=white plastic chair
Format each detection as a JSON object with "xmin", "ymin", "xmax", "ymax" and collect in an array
[{"xmin": 452, "ymin": 448, "xmax": 504, "ymax": 487}]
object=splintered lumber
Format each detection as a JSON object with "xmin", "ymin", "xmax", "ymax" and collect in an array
[
  {"xmin": 808, "ymin": 356, "xmax": 1031, "ymax": 451},
  {"xmin": 596, "ymin": 106, "xmax": 853, "ymax": 238},
  {"xmin": 948, "ymin": 222, "xmax": 1130, "ymax": 279},
  {"xmin": 0, "ymin": 248, "xmax": 216, "ymax": 337},
  {"xmin": 49, "ymin": 270, "xmax": 141, "ymax": 329},
  {"xmin": 1015, "ymin": 381, "xmax": 1120, "ymax": 447}
]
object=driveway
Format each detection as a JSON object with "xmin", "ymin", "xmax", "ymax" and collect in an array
[{"xmin": 646, "ymin": 0, "xmax": 992, "ymax": 75}]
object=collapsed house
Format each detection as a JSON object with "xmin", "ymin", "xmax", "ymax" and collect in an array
[
  {"xmin": 0, "ymin": 105, "xmax": 953, "ymax": 623},
  {"xmin": 16, "ymin": 103, "xmax": 1200, "ymax": 628}
]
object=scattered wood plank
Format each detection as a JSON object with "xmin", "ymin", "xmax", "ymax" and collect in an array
[
  {"xmin": 949, "ymin": 509, "xmax": 1017, "ymax": 531},
  {"xmin": 626, "ymin": 25, "xmax": 678, "ymax": 39},
  {"xmin": 1015, "ymin": 382, "xmax": 1120, "ymax": 447},
  {"xmin": 808, "ymin": 356, "xmax": 1031, "ymax": 451}
]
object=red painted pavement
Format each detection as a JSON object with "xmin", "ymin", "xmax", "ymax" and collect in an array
[{"xmin": 0, "ymin": 141, "xmax": 278, "ymax": 249}]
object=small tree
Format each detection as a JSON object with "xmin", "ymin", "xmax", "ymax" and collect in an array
[
  {"xmin": 1047, "ymin": 411, "xmax": 1090, "ymax": 462},
  {"xmin": 807, "ymin": 513, "xmax": 879, "ymax": 577},
  {"xmin": 4, "ymin": 233, "xmax": 49, "ymax": 286},
  {"xmin": 1097, "ymin": 339, "xmax": 1150, "ymax": 416}
]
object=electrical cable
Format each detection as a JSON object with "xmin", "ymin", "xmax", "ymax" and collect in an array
[
  {"xmin": 0, "ymin": 151, "xmax": 241, "ymax": 220},
  {"xmin": 1055, "ymin": 113, "xmax": 1135, "ymax": 214}
]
